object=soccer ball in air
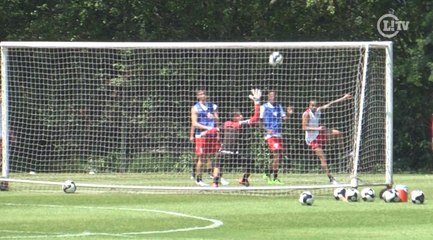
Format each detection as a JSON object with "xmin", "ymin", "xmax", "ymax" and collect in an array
[
  {"xmin": 269, "ymin": 51, "xmax": 283, "ymax": 66},
  {"xmin": 411, "ymin": 190, "xmax": 425, "ymax": 204},
  {"xmin": 299, "ymin": 191, "xmax": 315, "ymax": 206},
  {"xmin": 63, "ymin": 180, "xmax": 77, "ymax": 193},
  {"xmin": 361, "ymin": 188, "xmax": 375, "ymax": 202},
  {"xmin": 382, "ymin": 189, "xmax": 400, "ymax": 202},
  {"xmin": 333, "ymin": 187, "xmax": 346, "ymax": 200},
  {"xmin": 345, "ymin": 188, "xmax": 359, "ymax": 202}
]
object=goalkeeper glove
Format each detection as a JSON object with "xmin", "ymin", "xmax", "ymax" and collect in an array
[{"xmin": 249, "ymin": 89, "xmax": 261, "ymax": 104}]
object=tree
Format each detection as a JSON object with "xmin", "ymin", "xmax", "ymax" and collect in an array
[{"xmin": 1, "ymin": 0, "xmax": 433, "ymax": 170}]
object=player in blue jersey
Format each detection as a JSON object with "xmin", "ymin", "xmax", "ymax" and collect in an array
[
  {"xmin": 260, "ymin": 90, "xmax": 293, "ymax": 184},
  {"xmin": 191, "ymin": 89, "xmax": 223, "ymax": 186}
]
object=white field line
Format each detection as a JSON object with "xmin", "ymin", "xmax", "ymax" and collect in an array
[{"xmin": 0, "ymin": 203, "xmax": 223, "ymax": 238}]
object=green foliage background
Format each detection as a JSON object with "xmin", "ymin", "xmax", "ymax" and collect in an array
[{"xmin": 1, "ymin": 0, "xmax": 432, "ymax": 171}]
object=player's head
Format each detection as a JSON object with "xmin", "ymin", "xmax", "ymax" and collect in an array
[
  {"xmin": 231, "ymin": 110, "xmax": 243, "ymax": 122},
  {"xmin": 309, "ymin": 99, "xmax": 318, "ymax": 112},
  {"xmin": 267, "ymin": 90, "xmax": 277, "ymax": 104},
  {"xmin": 196, "ymin": 89, "xmax": 207, "ymax": 102}
]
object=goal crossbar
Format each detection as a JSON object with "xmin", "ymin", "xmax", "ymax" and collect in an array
[{"xmin": 1, "ymin": 41, "xmax": 392, "ymax": 49}]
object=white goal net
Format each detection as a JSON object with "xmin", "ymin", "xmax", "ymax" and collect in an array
[{"xmin": 0, "ymin": 42, "xmax": 392, "ymax": 193}]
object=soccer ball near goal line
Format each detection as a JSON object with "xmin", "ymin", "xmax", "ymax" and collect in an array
[
  {"xmin": 333, "ymin": 187, "xmax": 346, "ymax": 201},
  {"xmin": 382, "ymin": 189, "xmax": 400, "ymax": 203},
  {"xmin": 63, "ymin": 180, "xmax": 77, "ymax": 193},
  {"xmin": 360, "ymin": 187, "xmax": 375, "ymax": 202},
  {"xmin": 269, "ymin": 51, "xmax": 283, "ymax": 66},
  {"xmin": 411, "ymin": 190, "xmax": 425, "ymax": 204},
  {"xmin": 345, "ymin": 188, "xmax": 359, "ymax": 202},
  {"xmin": 299, "ymin": 191, "xmax": 314, "ymax": 206}
]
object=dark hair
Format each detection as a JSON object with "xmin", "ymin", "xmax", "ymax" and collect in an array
[
  {"xmin": 232, "ymin": 109, "xmax": 242, "ymax": 117},
  {"xmin": 196, "ymin": 89, "xmax": 206, "ymax": 95}
]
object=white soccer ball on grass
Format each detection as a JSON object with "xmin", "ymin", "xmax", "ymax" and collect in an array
[
  {"xmin": 333, "ymin": 187, "xmax": 346, "ymax": 200},
  {"xmin": 269, "ymin": 51, "xmax": 283, "ymax": 66},
  {"xmin": 382, "ymin": 189, "xmax": 400, "ymax": 202},
  {"xmin": 63, "ymin": 180, "xmax": 77, "ymax": 193},
  {"xmin": 411, "ymin": 190, "xmax": 425, "ymax": 204},
  {"xmin": 345, "ymin": 188, "xmax": 359, "ymax": 202},
  {"xmin": 361, "ymin": 187, "xmax": 375, "ymax": 202},
  {"xmin": 299, "ymin": 191, "xmax": 314, "ymax": 206}
]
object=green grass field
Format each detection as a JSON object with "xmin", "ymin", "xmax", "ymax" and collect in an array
[{"xmin": 1, "ymin": 174, "xmax": 432, "ymax": 240}]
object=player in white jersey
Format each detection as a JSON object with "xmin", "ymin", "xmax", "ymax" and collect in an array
[{"xmin": 302, "ymin": 94, "xmax": 352, "ymax": 184}]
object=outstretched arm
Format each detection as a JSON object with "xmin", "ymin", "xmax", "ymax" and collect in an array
[
  {"xmin": 247, "ymin": 89, "xmax": 261, "ymax": 125},
  {"xmin": 318, "ymin": 94, "xmax": 352, "ymax": 112}
]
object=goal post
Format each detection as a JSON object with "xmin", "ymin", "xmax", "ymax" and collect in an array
[{"xmin": 0, "ymin": 41, "xmax": 393, "ymax": 193}]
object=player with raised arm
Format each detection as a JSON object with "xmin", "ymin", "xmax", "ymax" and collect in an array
[
  {"xmin": 260, "ymin": 90, "xmax": 293, "ymax": 185},
  {"xmin": 302, "ymin": 94, "xmax": 352, "ymax": 184},
  {"xmin": 191, "ymin": 89, "xmax": 221, "ymax": 186},
  {"xmin": 212, "ymin": 89, "xmax": 261, "ymax": 188}
]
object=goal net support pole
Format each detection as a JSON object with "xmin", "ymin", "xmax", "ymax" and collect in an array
[
  {"xmin": 385, "ymin": 44, "xmax": 394, "ymax": 188},
  {"xmin": 1, "ymin": 46, "xmax": 10, "ymax": 178}
]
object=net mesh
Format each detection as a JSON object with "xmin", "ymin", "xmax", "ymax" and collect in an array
[{"xmin": 1, "ymin": 43, "xmax": 390, "ymax": 193}]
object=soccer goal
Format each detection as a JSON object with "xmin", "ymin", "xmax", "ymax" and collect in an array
[{"xmin": 0, "ymin": 41, "xmax": 392, "ymax": 193}]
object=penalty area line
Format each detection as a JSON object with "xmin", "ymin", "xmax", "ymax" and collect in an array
[{"xmin": 0, "ymin": 203, "xmax": 223, "ymax": 238}]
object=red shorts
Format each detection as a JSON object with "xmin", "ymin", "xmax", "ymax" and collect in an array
[
  {"xmin": 308, "ymin": 131, "xmax": 328, "ymax": 150},
  {"xmin": 195, "ymin": 137, "xmax": 220, "ymax": 156},
  {"xmin": 266, "ymin": 137, "xmax": 284, "ymax": 152}
]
